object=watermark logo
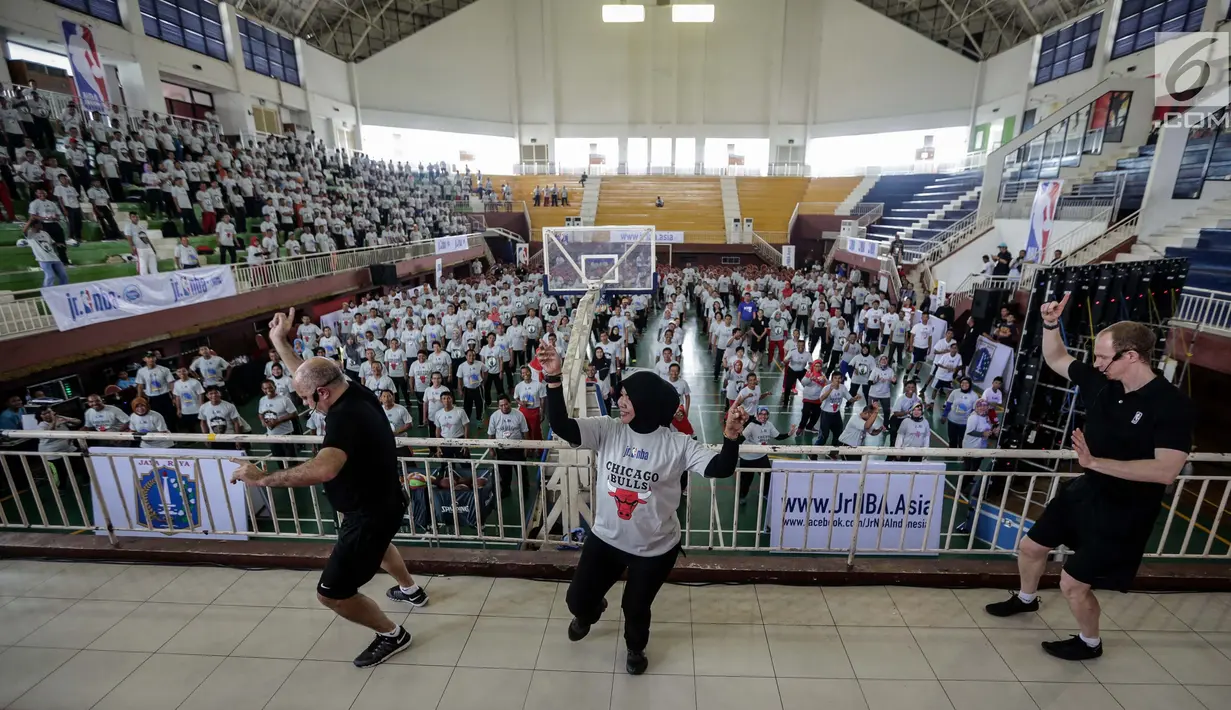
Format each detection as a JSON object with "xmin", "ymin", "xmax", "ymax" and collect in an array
[{"xmin": 1155, "ymin": 31, "xmax": 1231, "ymax": 127}]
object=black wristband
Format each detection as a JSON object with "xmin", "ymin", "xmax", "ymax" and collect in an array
[
  {"xmin": 1041, "ymin": 321, "xmax": 1060, "ymax": 330},
  {"xmin": 544, "ymin": 373, "xmax": 562, "ymax": 384}
]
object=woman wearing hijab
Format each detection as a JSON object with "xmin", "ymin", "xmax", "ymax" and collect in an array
[
  {"xmin": 538, "ymin": 343, "xmax": 747, "ymax": 675},
  {"xmin": 894, "ymin": 401, "xmax": 932, "ymax": 460}
]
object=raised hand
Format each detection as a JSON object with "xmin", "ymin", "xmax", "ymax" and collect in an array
[
  {"xmin": 537, "ymin": 342, "xmax": 562, "ymax": 376},
  {"xmin": 723, "ymin": 401, "xmax": 750, "ymax": 439},
  {"xmin": 1040, "ymin": 292, "xmax": 1071, "ymax": 325},
  {"xmin": 269, "ymin": 307, "xmax": 295, "ymax": 342}
]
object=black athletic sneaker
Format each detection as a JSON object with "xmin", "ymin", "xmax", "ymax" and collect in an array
[
  {"xmin": 985, "ymin": 593, "xmax": 1040, "ymax": 617},
  {"xmin": 353, "ymin": 626, "xmax": 412, "ymax": 668},
  {"xmin": 387, "ymin": 585, "xmax": 430, "ymax": 607},
  {"xmin": 626, "ymin": 649, "xmax": 649, "ymax": 675},
  {"xmin": 1042, "ymin": 635, "xmax": 1103, "ymax": 661},
  {"xmin": 568, "ymin": 599, "xmax": 607, "ymax": 641}
]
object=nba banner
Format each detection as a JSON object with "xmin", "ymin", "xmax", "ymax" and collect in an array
[
  {"xmin": 781, "ymin": 244, "xmax": 796, "ymax": 269},
  {"xmin": 1025, "ymin": 180, "xmax": 1063, "ymax": 263},
  {"xmin": 515, "ymin": 243, "xmax": 530, "ymax": 266},
  {"xmin": 89, "ymin": 447, "xmax": 251, "ymax": 540},
  {"xmin": 42, "ymin": 266, "xmax": 238, "ymax": 331},
  {"xmin": 767, "ymin": 460, "xmax": 945, "ymax": 554},
  {"xmin": 61, "ymin": 20, "xmax": 109, "ymax": 113},
  {"xmin": 435, "ymin": 257, "xmax": 443, "ymax": 288}
]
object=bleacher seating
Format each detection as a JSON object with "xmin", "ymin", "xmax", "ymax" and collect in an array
[
  {"xmin": 491, "ymin": 175, "xmax": 583, "ymax": 232},
  {"xmin": 862, "ymin": 170, "xmax": 982, "ymax": 249},
  {"xmin": 736, "ymin": 177, "xmax": 810, "ymax": 232},
  {"xmin": 1166, "ymin": 226, "xmax": 1231, "ymax": 291},
  {"xmin": 797, "ymin": 177, "xmax": 864, "ymax": 211},
  {"xmin": 595, "ymin": 177, "xmax": 725, "ymax": 232},
  {"xmin": 1069, "ymin": 143, "xmax": 1155, "ymax": 220}
]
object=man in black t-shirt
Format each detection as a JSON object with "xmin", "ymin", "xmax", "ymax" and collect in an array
[
  {"xmin": 986, "ymin": 294, "xmax": 1194, "ymax": 662},
  {"xmin": 230, "ymin": 308, "xmax": 430, "ymax": 669}
]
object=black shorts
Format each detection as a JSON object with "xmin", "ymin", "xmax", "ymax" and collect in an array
[
  {"xmin": 1026, "ymin": 476, "xmax": 1160, "ymax": 591},
  {"xmin": 913, "ymin": 347, "xmax": 928, "ymax": 362},
  {"xmin": 318, "ymin": 502, "xmax": 406, "ymax": 600}
]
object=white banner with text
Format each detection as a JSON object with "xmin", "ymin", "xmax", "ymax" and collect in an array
[
  {"xmin": 41, "ymin": 266, "xmax": 238, "ymax": 331},
  {"xmin": 766, "ymin": 460, "xmax": 945, "ymax": 554}
]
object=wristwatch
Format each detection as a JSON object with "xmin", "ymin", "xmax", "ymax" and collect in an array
[{"xmin": 1041, "ymin": 320, "xmax": 1060, "ymax": 330}]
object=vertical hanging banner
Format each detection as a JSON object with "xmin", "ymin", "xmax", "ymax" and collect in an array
[
  {"xmin": 435, "ymin": 257, "xmax": 443, "ymax": 289},
  {"xmin": 781, "ymin": 244, "xmax": 796, "ymax": 269},
  {"xmin": 1025, "ymin": 180, "xmax": 1063, "ymax": 263},
  {"xmin": 61, "ymin": 21, "xmax": 110, "ymax": 113},
  {"xmin": 515, "ymin": 243, "xmax": 530, "ymax": 266}
]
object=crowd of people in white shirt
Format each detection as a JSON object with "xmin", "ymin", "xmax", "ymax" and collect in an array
[{"xmin": 9, "ymin": 89, "xmax": 486, "ymax": 284}]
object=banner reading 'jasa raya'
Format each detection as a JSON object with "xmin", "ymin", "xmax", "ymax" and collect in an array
[{"xmin": 41, "ymin": 266, "xmax": 238, "ymax": 331}]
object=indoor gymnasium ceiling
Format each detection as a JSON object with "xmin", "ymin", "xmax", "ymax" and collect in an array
[
  {"xmin": 237, "ymin": 0, "xmax": 1100, "ymax": 64},
  {"xmin": 856, "ymin": 0, "xmax": 1106, "ymax": 60},
  {"xmin": 232, "ymin": 0, "xmax": 478, "ymax": 61}
]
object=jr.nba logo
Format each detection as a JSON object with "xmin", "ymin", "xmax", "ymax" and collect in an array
[{"xmin": 137, "ymin": 463, "xmax": 200, "ymax": 530}]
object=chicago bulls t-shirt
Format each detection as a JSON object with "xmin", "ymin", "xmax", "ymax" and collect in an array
[{"xmin": 575, "ymin": 416, "xmax": 718, "ymax": 557}]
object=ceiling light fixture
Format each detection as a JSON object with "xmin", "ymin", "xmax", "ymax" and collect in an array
[
  {"xmin": 672, "ymin": 4, "xmax": 714, "ymax": 22},
  {"xmin": 602, "ymin": 4, "xmax": 645, "ymax": 22}
]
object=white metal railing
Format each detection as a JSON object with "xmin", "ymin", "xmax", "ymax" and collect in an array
[
  {"xmin": 997, "ymin": 174, "xmax": 1126, "ymax": 221},
  {"xmin": 854, "ymin": 203, "xmax": 884, "ymax": 227},
  {"xmin": 751, "ymin": 233, "xmax": 783, "ymax": 267},
  {"xmin": 2, "ymin": 82, "xmax": 216, "ymax": 137},
  {"xmin": 4, "ymin": 430, "xmax": 1229, "ymax": 560},
  {"xmin": 947, "ymin": 275, "xmax": 1022, "ymax": 310},
  {"xmin": 767, "ymin": 163, "xmax": 811, "ymax": 177},
  {"xmin": 0, "ymin": 235, "xmax": 486, "ymax": 339},
  {"xmin": 1173, "ymin": 288, "xmax": 1231, "ymax": 335},
  {"xmin": 1055, "ymin": 210, "xmax": 1141, "ymax": 267},
  {"xmin": 904, "ymin": 211, "xmax": 996, "ymax": 265}
]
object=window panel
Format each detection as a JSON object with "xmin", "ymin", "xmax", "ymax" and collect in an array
[
  {"xmin": 160, "ymin": 18, "xmax": 184, "ymax": 45},
  {"xmin": 203, "ymin": 18, "xmax": 223, "ymax": 40},
  {"xmin": 1036, "ymin": 13, "xmax": 1100, "ymax": 84},
  {"xmin": 1113, "ymin": 0, "xmax": 1202, "ymax": 59},
  {"xmin": 180, "ymin": 10, "xmax": 202, "ymax": 33},
  {"xmin": 185, "ymin": 30, "xmax": 206, "ymax": 53},
  {"xmin": 52, "ymin": 0, "xmax": 122, "ymax": 24},
  {"xmin": 206, "ymin": 38, "xmax": 226, "ymax": 60},
  {"xmin": 253, "ymin": 54, "xmax": 269, "ymax": 75}
]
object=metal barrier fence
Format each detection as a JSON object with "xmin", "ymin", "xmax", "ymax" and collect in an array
[
  {"xmin": 1174, "ymin": 288, "xmax": 1231, "ymax": 336},
  {"xmin": 3, "ymin": 430, "xmax": 1229, "ymax": 563},
  {"xmin": 0, "ymin": 235, "xmax": 487, "ymax": 340}
]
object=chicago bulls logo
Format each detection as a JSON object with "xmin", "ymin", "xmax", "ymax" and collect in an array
[{"xmin": 607, "ymin": 478, "xmax": 651, "ymax": 520}]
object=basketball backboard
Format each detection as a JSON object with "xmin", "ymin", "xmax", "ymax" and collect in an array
[{"xmin": 541, "ymin": 225, "xmax": 657, "ymax": 295}]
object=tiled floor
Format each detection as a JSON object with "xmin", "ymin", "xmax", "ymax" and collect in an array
[{"xmin": 1, "ymin": 561, "xmax": 1231, "ymax": 709}]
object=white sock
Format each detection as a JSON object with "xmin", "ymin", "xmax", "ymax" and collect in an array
[
  {"xmin": 400, "ymin": 584, "xmax": 420, "ymax": 595},
  {"xmin": 1017, "ymin": 591, "xmax": 1037, "ymax": 603},
  {"xmin": 1079, "ymin": 633, "xmax": 1100, "ymax": 647},
  {"xmin": 379, "ymin": 624, "xmax": 402, "ymax": 638}
]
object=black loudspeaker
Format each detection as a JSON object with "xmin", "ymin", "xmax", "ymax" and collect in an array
[
  {"xmin": 369, "ymin": 264, "xmax": 398, "ymax": 287},
  {"xmin": 971, "ymin": 288, "xmax": 1001, "ymax": 320}
]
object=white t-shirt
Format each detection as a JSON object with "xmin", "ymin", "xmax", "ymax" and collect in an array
[
  {"xmin": 514, "ymin": 380, "xmax": 546, "ymax": 410},
  {"xmin": 172, "ymin": 378, "xmax": 205, "ymax": 415},
  {"xmin": 129, "ymin": 411, "xmax": 170, "ymax": 447},
  {"xmin": 424, "ymin": 385, "xmax": 449, "ymax": 419},
  {"xmin": 383, "ymin": 403, "xmax": 412, "ymax": 433},
  {"xmin": 740, "ymin": 421, "xmax": 781, "ymax": 460},
  {"xmin": 488, "ymin": 409, "xmax": 528, "ymax": 440},
  {"xmin": 198, "ymin": 401, "xmax": 240, "ymax": 434},
  {"xmin": 258, "ymin": 395, "xmax": 296, "ymax": 435},
  {"xmin": 574, "ymin": 416, "xmax": 718, "ymax": 557},
  {"xmin": 432, "ymin": 407, "xmax": 470, "ymax": 438},
  {"xmin": 136, "ymin": 365, "xmax": 173, "ymax": 397},
  {"xmin": 910, "ymin": 322, "xmax": 932, "ymax": 350},
  {"xmin": 933, "ymin": 353, "xmax": 962, "ymax": 383},
  {"xmin": 85, "ymin": 405, "xmax": 129, "ymax": 431},
  {"xmin": 190, "ymin": 355, "xmax": 228, "ymax": 387}
]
